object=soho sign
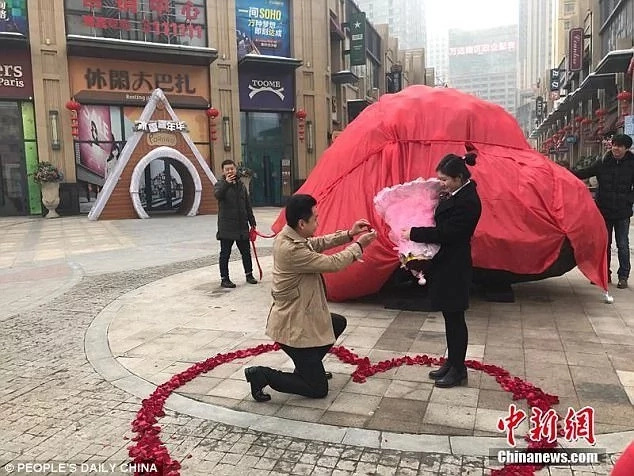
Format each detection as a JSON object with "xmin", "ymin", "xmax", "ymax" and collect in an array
[{"xmin": 248, "ymin": 79, "xmax": 285, "ymax": 101}]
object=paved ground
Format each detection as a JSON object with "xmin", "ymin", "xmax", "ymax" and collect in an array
[{"xmin": 1, "ymin": 211, "xmax": 633, "ymax": 475}]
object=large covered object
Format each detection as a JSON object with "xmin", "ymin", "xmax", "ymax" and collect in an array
[{"xmin": 272, "ymin": 86, "xmax": 608, "ymax": 301}]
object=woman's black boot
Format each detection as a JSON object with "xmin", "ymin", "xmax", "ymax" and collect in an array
[
  {"xmin": 434, "ymin": 365, "xmax": 468, "ymax": 388},
  {"xmin": 429, "ymin": 361, "xmax": 452, "ymax": 380}
]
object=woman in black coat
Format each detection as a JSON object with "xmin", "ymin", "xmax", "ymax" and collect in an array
[{"xmin": 402, "ymin": 152, "xmax": 482, "ymax": 388}]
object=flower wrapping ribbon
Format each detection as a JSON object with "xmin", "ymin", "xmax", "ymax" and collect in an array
[
  {"xmin": 249, "ymin": 227, "xmax": 277, "ymax": 280},
  {"xmin": 128, "ymin": 344, "xmax": 560, "ymax": 476}
]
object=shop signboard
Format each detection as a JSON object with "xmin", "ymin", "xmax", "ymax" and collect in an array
[
  {"xmin": 535, "ymin": 96, "xmax": 544, "ymax": 119},
  {"xmin": 235, "ymin": 0, "xmax": 290, "ymax": 59},
  {"xmin": 550, "ymin": 69, "xmax": 560, "ymax": 91},
  {"xmin": 64, "ymin": 0, "xmax": 206, "ymax": 47},
  {"xmin": 0, "ymin": 0, "xmax": 28, "ymax": 36},
  {"xmin": 568, "ymin": 28, "xmax": 583, "ymax": 72},
  {"xmin": 68, "ymin": 57, "xmax": 209, "ymax": 107},
  {"xmin": 239, "ymin": 68, "xmax": 294, "ymax": 111},
  {"xmin": 349, "ymin": 12, "xmax": 366, "ymax": 66},
  {"xmin": 0, "ymin": 49, "xmax": 33, "ymax": 99}
]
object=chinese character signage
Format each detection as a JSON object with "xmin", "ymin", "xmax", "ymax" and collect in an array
[
  {"xmin": 0, "ymin": 50, "xmax": 33, "ymax": 99},
  {"xmin": 65, "ymin": 0, "xmax": 206, "ymax": 47},
  {"xmin": 239, "ymin": 68, "xmax": 294, "ymax": 111},
  {"xmin": 68, "ymin": 57, "xmax": 209, "ymax": 107},
  {"xmin": 235, "ymin": 0, "xmax": 290, "ymax": 59},
  {"xmin": 0, "ymin": 0, "xmax": 28, "ymax": 36},
  {"xmin": 134, "ymin": 120, "xmax": 187, "ymax": 132},
  {"xmin": 568, "ymin": 28, "xmax": 583, "ymax": 72},
  {"xmin": 448, "ymin": 42, "xmax": 516, "ymax": 56},
  {"xmin": 349, "ymin": 12, "xmax": 366, "ymax": 66}
]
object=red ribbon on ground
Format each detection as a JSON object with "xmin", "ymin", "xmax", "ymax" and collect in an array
[{"xmin": 249, "ymin": 227, "xmax": 277, "ymax": 280}]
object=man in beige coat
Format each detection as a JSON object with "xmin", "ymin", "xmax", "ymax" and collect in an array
[{"xmin": 245, "ymin": 194, "xmax": 377, "ymax": 401}]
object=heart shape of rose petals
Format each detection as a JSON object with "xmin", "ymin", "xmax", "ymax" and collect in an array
[{"xmin": 128, "ymin": 344, "xmax": 559, "ymax": 476}]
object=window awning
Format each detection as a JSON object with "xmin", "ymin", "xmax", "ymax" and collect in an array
[
  {"xmin": 0, "ymin": 32, "xmax": 28, "ymax": 46},
  {"xmin": 594, "ymin": 49, "xmax": 634, "ymax": 74},
  {"xmin": 66, "ymin": 35, "xmax": 218, "ymax": 66},
  {"xmin": 332, "ymin": 70, "xmax": 359, "ymax": 85},
  {"xmin": 238, "ymin": 54, "xmax": 302, "ymax": 70},
  {"xmin": 579, "ymin": 72, "xmax": 616, "ymax": 90},
  {"xmin": 330, "ymin": 17, "xmax": 345, "ymax": 41}
]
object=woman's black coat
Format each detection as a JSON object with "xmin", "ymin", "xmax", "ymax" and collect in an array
[{"xmin": 410, "ymin": 181, "xmax": 482, "ymax": 312}]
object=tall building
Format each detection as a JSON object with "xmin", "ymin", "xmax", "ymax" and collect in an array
[
  {"xmin": 355, "ymin": 0, "xmax": 426, "ymax": 50},
  {"xmin": 518, "ymin": 0, "xmax": 555, "ymax": 91},
  {"xmin": 516, "ymin": 0, "xmax": 556, "ymax": 138},
  {"xmin": 448, "ymin": 26, "xmax": 519, "ymax": 115},
  {"xmin": 426, "ymin": 29, "xmax": 449, "ymax": 85}
]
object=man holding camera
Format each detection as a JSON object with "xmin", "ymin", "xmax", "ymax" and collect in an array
[{"xmin": 214, "ymin": 159, "xmax": 257, "ymax": 288}]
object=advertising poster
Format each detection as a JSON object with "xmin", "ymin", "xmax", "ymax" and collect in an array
[
  {"xmin": 235, "ymin": 0, "xmax": 290, "ymax": 59},
  {"xmin": 0, "ymin": 0, "xmax": 28, "ymax": 35},
  {"xmin": 78, "ymin": 105, "xmax": 123, "ymax": 179}
]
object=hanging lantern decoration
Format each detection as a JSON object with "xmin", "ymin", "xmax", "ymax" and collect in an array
[
  {"xmin": 296, "ymin": 109, "xmax": 307, "ymax": 142},
  {"xmin": 594, "ymin": 108, "xmax": 607, "ymax": 137},
  {"xmin": 206, "ymin": 107, "xmax": 220, "ymax": 142},
  {"xmin": 65, "ymin": 99, "xmax": 81, "ymax": 139},
  {"xmin": 617, "ymin": 90, "xmax": 632, "ymax": 121}
]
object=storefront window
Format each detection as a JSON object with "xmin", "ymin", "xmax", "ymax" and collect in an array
[{"xmin": 64, "ymin": 0, "xmax": 207, "ymax": 47}]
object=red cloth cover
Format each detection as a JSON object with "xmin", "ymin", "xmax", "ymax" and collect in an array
[{"xmin": 272, "ymin": 86, "xmax": 608, "ymax": 301}]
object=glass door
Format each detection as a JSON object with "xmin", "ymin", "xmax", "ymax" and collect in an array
[
  {"xmin": 241, "ymin": 111, "xmax": 293, "ymax": 207},
  {"xmin": 0, "ymin": 102, "xmax": 28, "ymax": 216}
]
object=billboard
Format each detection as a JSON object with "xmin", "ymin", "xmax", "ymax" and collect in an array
[
  {"xmin": 0, "ymin": 49, "xmax": 33, "ymax": 99},
  {"xmin": 235, "ymin": 0, "xmax": 290, "ymax": 59},
  {"xmin": 0, "ymin": 0, "xmax": 28, "ymax": 36}
]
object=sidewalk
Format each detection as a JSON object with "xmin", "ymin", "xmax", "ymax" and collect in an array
[{"xmin": 1, "ymin": 211, "xmax": 633, "ymax": 475}]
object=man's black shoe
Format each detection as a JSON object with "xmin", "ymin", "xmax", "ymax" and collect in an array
[
  {"xmin": 617, "ymin": 278, "xmax": 628, "ymax": 289},
  {"xmin": 246, "ymin": 274, "xmax": 258, "ymax": 284},
  {"xmin": 435, "ymin": 366, "xmax": 468, "ymax": 388},
  {"xmin": 429, "ymin": 361, "xmax": 451, "ymax": 380},
  {"xmin": 244, "ymin": 367, "xmax": 271, "ymax": 402},
  {"xmin": 221, "ymin": 279, "xmax": 236, "ymax": 288}
]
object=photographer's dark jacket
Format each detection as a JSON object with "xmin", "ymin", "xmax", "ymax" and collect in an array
[
  {"xmin": 574, "ymin": 150, "xmax": 634, "ymax": 221},
  {"xmin": 410, "ymin": 181, "xmax": 482, "ymax": 312},
  {"xmin": 214, "ymin": 176, "xmax": 256, "ymax": 240}
]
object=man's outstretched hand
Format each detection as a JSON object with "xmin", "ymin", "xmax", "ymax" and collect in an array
[
  {"xmin": 357, "ymin": 230, "xmax": 377, "ymax": 248},
  {"xmin": 349, "ymin": 219, "xmax": 372, "ymax": 236}
]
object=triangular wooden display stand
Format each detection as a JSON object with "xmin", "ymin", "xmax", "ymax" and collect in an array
[{"xmin": 88, "ymin": 89, "xmax": 218, "ymax": 221}]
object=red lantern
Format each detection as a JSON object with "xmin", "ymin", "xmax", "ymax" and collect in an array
[
  {"xmin": 617, "ymin": 91, "xmax": 632, "ymax": 102},
  {"xmin": 206, "ymin": 107, "xmax": 220, "ymax": 141},
  {"xmin": 594, "ymin": 108, "xmax": 607, "ymax": 117},
  {"xmin": 296, "ymin": 109, "xmax": 307, "ymax": 142},
  {"xmin": 65, "ymin": 99, "xmax": 81, "ymax": 139}
]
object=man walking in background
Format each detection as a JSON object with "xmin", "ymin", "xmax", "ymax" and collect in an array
[
  {"xmin": 214, "ymin": 159, "xmax": 258, "ymax": 288},
  {"xmin": 573, "ymin": 134, "xmax": 634, "ymax": 288}
]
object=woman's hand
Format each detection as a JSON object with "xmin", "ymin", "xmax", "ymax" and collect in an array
[{"xmin": 400, "ymin": 228, "xmax": 411, "ymax": 241}]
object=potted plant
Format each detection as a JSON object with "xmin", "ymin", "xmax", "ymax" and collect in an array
[
  {"xmin": 32, "ymin": 162, "xmax": 64, "ymax": 218},
  {"xmin": 237, "ymin": 162, "xmax": 256, "ymax": 194}
]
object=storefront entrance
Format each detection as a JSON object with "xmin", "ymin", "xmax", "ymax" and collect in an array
[
  {"xmin": 0, "ymin": 101, "xmax": 39, "ymax": 216},
  {"xmin": 139, "ymin": 158, "xmax": 184, "ymax": 214},
  {"xmin": 240, "ymin": 112, "xmax": 293, "ymax": 207}
]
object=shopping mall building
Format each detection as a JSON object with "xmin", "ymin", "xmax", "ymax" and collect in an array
[{"xmin": 0, "ymin": 0, "xmax": 426, "ymax": 217}]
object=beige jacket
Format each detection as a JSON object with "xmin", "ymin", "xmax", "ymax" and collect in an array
[{"xmin": 265, "ymin": 225, "xmax": 363, "ymax": 347}]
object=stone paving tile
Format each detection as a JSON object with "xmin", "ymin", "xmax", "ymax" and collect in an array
[{"xmin": 1, "ymin": 216, "xmax": 631, "ymax": 475}]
